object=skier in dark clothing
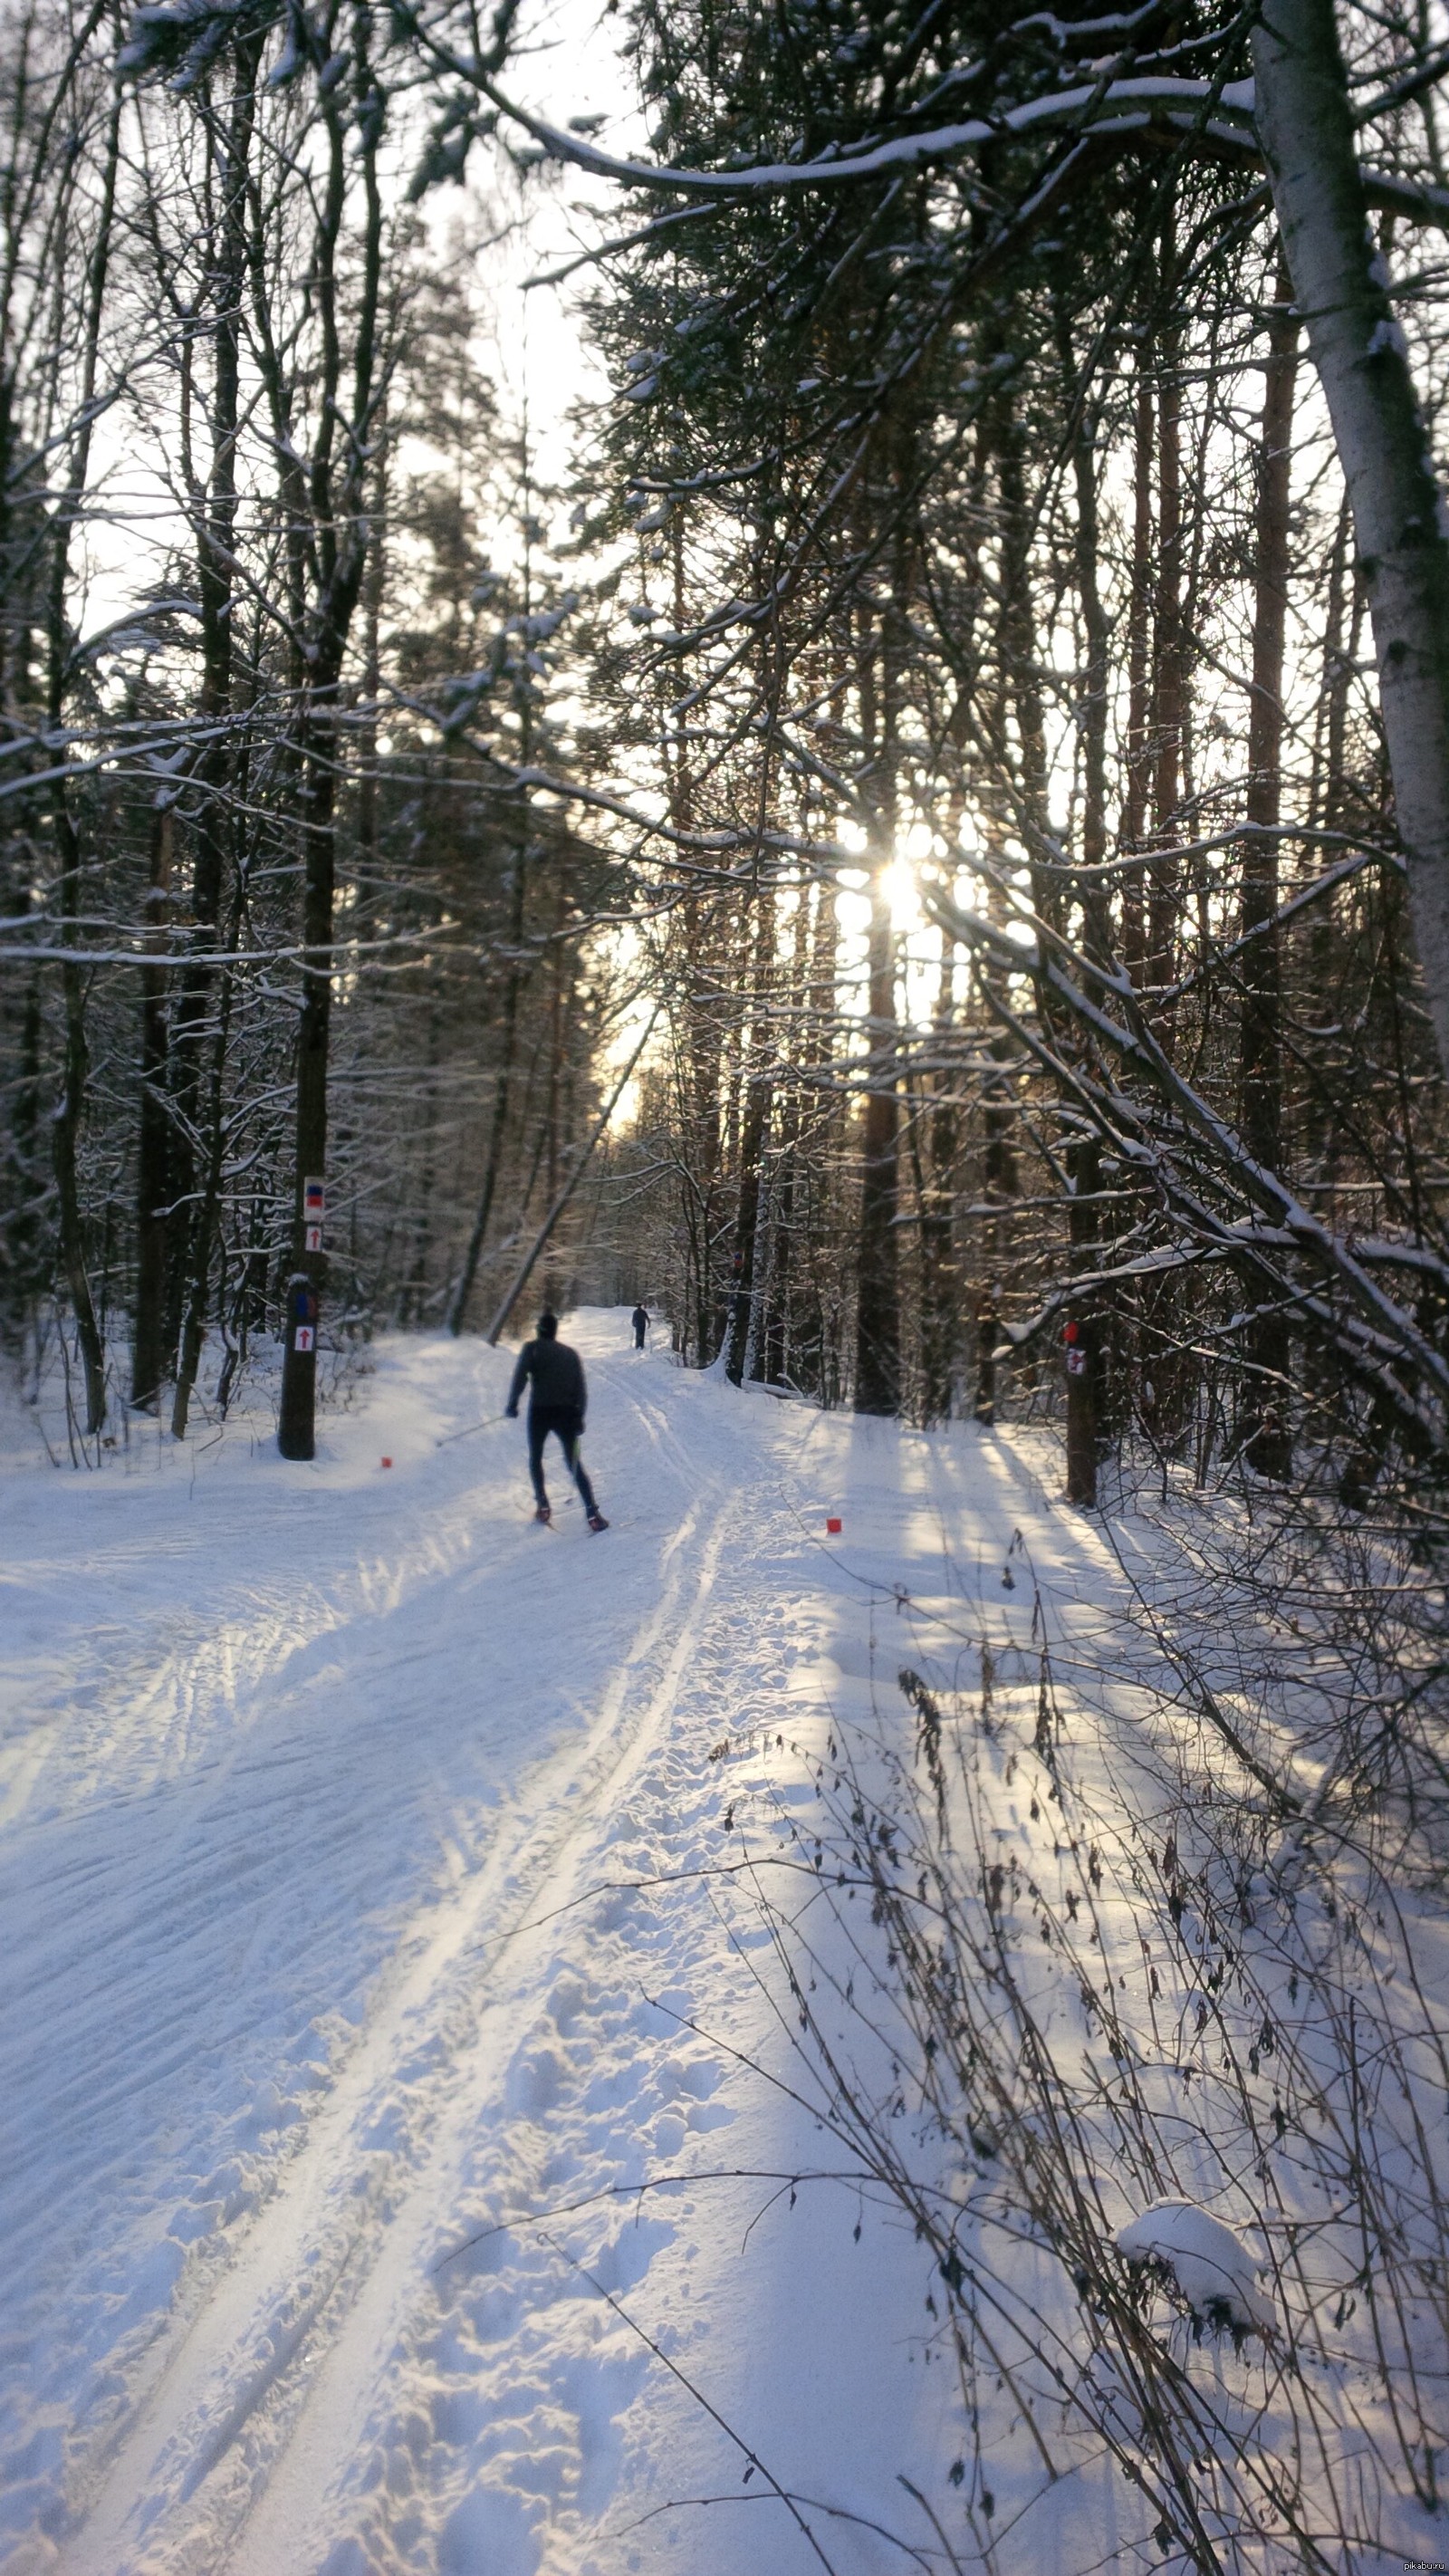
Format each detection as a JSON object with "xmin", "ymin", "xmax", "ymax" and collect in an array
[
  {"xmin": 505, "ymin": 1312, "xmax": 609, "ymax": 1529},
  {"xmin": 631, "ymin": 1303, "xmax": 648, "ymax": 1350}
]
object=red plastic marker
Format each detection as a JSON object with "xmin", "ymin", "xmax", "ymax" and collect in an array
[
  {"xmin": 380, "ymin": 1456, "xmax": 393, "ymax": 1469},
  {"xmin": 826, "ymin": 1515, "xmax": 842, "ymax": 1534}
]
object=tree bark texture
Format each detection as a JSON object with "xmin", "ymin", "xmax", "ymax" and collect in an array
[
  {"xmin": 853, "ymin": 591, "xmax": 901, "ymax": 1419},
  {"xmin": 1065, "ymin": 1139, "xmax": 1100, "ymax": 1508},
  {"xmin": 277, "ymin": 25, "xmax": 385, "ymax": 1458},
  {"xmin": 854, "ymin": 873, "xmax": 901, "ymax": 1415},
  {"xmin": 1238, "ymin": 246, "xmax": 1299, "ymax": 1481},
  {"xmin": 131, "ymin": 802, "xmax": 174, "ymax": 1410},
  {"xmin": 446, "ymin": 849, "xmax": 527, "ymax": 1335},
  {"xmin": 1148, "ymin": 251, "xmax": 1185, "ymax": 996},
  {"xmin": 1121, "ymin": 362, "xmax": 1155, "ymax": 973},
  {"xmin": 725, "ymin": 888, "xmax": 776, "ymax": 1384},
  {"xmin": 1253, "ymin": 0, "xmax": 1449, "ymax": 1083},
  {"xmin": 44, "ymin": 90, "xmax": 121, "ymax": 1438},
  {"xmin": 918, "ymin": 934, "xmax": 959, "ymax": 1427},
  {"xmin": 162, "ymin": 44, "xmax": 257, "ymax": 1379}
]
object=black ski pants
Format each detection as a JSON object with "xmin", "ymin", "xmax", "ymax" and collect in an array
[
  {"xmin": 528, "ymin": 1406, "xmax": 597, "ymax": 1513},
  {"xmin": 633, "ymin": 1322, "xmax": 646, "ymax": 1349}
]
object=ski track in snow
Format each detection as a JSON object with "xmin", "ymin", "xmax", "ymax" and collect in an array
[{"xmin": 1, "ymin": 1318, "xmax": 1138, "ymax": 2575}]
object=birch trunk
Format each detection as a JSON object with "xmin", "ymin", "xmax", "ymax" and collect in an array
[{"xmin": 1253, "ymin": 0, "xmax": 1449, "ymax": 1080}]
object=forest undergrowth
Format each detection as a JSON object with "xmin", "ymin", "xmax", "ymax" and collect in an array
[
  {"xmin": 2, "ymin": 1317, "xmax": 376, "ymax": 1472},
  {"xmin": 721, "ymin": 1452, "xmax": 1449, "ymax": 2575}
]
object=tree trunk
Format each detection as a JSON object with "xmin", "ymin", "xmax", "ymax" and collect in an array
[
  {"xmin": 1122, "ymin": 360, "xmax": 1154, "ymax": 971},
  {"xmin": 725, "ymin": 889, "xmax": 775, "ymax": 1384},
  {"xmin": 44, "ymin": 91, "xmax": 121, "ymax": 1439},
  {"xmin": 918, "ymin": 929, "xmax": 959, "ymax": 1427},
  {"xmin": 50, "ymin": 889, "xmax": 106, "ymax": 1437},
  {"xmin": 277, "ymin": 747, "xmax": 335, "ymax": 1459},
  {"xmin": 973, "ymin": 1286, "xmax": 997, "ymax": 1427},
  {"xmin": 3, "ymin": 964, "xmax": 43, "ymax": 1355},
  {"xmin": 1253, "ymin": 0, "xmax": 1449, "ymax": 1082},
  {"xmin": 166, "ymin": 43, "xmax": 256, "ymax": 1379},
  {"xmin": 855, "ymin": 868, "xmax": 900, "ymax": 1415},
  {"xmin": 1237, "ymin": 245, "xmax": 1299, "ymax": 1481},
  {"xmin": 131, "ymin": 801, "xmax": 174, "ymax": 1410},
  {"xmin": 1148, "ymin": 247, "xmax": 1185, "ymax": 996},
  {"xmin": 276, "ymin": 34, "xmax": 385, "ymax": 1458},
  {"xmin": 1065, "ymin": 1140, "xmax": 1100, "ymax": 1507},
  {"xmin": 994, "ymin": 398, "xmax": 1053, "ymax": 926},
  {"xmin": 446, "ymin": 856, "xmax": 527, "ymax": 1334},
  {"xmin": 171, "ymin": 938, "xmax": 235, "ymax": 1440},
  {"xmin": 484, "ymin": 1008, "xmax": 660, "ymax": 1346},
  {"xmin": 854, "ymin": 600, "xmax": 901, "ymax": 1418},
  {"xmin": 1059, "ymin": 301, "xmax": 1118, "ymax": 1476}
]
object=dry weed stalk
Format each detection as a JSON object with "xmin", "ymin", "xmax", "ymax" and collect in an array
[{"xmin": 729, "ymin": 1486, "xmax": 1449, "ymax": 2572}]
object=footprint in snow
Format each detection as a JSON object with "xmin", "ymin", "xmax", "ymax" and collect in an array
[
  {"xmin": 589, "ymin": 2213, "xmax": 675, "ymax": 2296},
  {"xmin": 505, "ymin": 2043, "xmax": 566, "ymax": 2119}
]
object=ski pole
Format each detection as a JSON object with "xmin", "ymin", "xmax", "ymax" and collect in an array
[{"xmin": 435, "ymin": 1409, "xmax": 508, "ymax": 1448}]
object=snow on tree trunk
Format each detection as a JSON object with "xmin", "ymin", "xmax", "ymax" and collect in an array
[{"xmin": 1252, "ymin": 0, "xmax": 1449, "ymax": 1081}]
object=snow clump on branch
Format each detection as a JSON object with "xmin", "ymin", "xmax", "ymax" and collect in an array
[{"xmin": 1116, "ymin": 2199, "xmax": 1277, "ymax": 2341}]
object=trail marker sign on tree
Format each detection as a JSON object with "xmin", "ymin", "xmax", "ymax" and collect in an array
[
  {"xmin": 281, "ymin": 1176, "xmax": 328, "ymax": 1458},
  {"xmin": 1064, "ymin": 1319, "xmax": 1097, "ymax": 1508},
  {"xmin": 279, "ymin": 1263, "xmax": 321, "ymax": 1460}
]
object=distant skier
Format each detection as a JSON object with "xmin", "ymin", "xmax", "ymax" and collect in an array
[
  {"xmin": 505, "ymin": 1311, "xmax": 609, "ymax": 1530},
  {"xmin": 631, "ymin": 1302, "xmax": 648, "ymax": 1350}
]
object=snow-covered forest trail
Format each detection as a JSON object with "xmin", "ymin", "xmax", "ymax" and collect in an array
[
  {"xmin": 19, "ymin": 1318, "xmax": 1436, "ymax": 2576},
  {"xmin": 5, "ymin": 1315, "xmax": 1088, "ymax": 2576}
]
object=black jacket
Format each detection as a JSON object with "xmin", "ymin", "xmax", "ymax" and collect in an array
[{"xmin": 507, "ymin": 1337, "xmax": 586, "ymax": 1420}]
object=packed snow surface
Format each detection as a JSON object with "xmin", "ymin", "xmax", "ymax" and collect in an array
[
  {"xmin": 4, "ymin": 1317, "xmax": 995, "ymax": 2574},
  {"xmin": 0, "ymin": 1313, "xmax": 1392, "ymax": 2574}
]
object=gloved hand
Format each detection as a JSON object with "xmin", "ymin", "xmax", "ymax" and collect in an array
[{"xmin": 504, "ymin": 1405, "xmax": 517, "ymax": 1419}]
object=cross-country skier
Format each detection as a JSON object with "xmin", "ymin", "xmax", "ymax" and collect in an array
[
  {"xmin": 631, "ymin": 1302, "xmax": 648, "ymax": 1350},
  {"xmin": 505, "ymin": 1311, "xmax": 609, "ymax": 1530}
]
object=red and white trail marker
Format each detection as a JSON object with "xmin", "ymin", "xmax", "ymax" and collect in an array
[{"xmin": 302, "ymin": 1177, "xmax": 325, "ymax": 1256}]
